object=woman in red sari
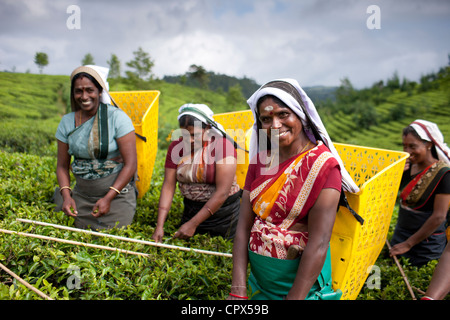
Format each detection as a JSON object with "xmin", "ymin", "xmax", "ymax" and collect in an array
[{"xmin": 228, "ymin": 79, "xmax": 359, "ymax": 300}]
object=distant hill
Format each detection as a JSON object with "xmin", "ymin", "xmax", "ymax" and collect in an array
[
  {"xmin": 163, "ymin": 72, "xmax": 337, "ymax": 103},
  {"xmin": 0, "ymin": 64, "xmax": 448, "ymax": 155}
]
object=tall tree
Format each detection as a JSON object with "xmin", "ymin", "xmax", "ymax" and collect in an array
[
  {"xmin": 126, "ymin": 47, "xmax": 154, "ymax": 80},
  {"xmin": 34, "ymin": 52, "xmax": 49, "ymax": 74},
  {"xmin": 188, "ymin": 64, "xmax": 209, "ymax": 89},
  {"xmin": 81, "ymin": 53, "xmax": 95, "ymax": 65},
  {"xmin": 107, "ymin": 54, "xmax": 121, "ymax": 78}
]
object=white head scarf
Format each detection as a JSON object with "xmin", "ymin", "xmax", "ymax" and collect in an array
[
  {"xmin": 247, "ymin": 78, "xmax": 360, "ymax": 193},
  {"xmin": 177, "ymin": 103, "xmax": 226, "ymax": 135},
  {"xmin": 409, "ymin": 119, "xmax": 450, "ymax": 165},
  {"xmin": 70, "ymin": 65, "xmax": 113, "ymax": 107}
]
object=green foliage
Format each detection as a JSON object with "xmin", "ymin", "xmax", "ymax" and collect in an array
[
  {"xmin": 81, "ymin": 53, "xmax": 95, "ymax": 66},
  {"xmin": 34, "ymin": 52, "xmax": 49, "ymax": 74},
  {"xmin": 126, "ymin": 47, "xmax": 155, "ymax": 81},
  {"xmin": 1, "ymin": 67, "xmax": 449, "ymax": 300},
  {"xmin": 0, "ymin": 150, "xmax": 234, "ymax": 300}
]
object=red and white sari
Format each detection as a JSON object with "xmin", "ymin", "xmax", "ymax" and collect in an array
[{"xmin": 244, "ymin": 141, "xmax": 341, "ymax": 259}]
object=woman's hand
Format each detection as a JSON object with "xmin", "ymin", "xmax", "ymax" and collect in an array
[
  {"xmin": 390, "ymin": 241, "xmax": 413, "ymax": 257},
  {"xmin": 92, "ymin": 195, "xmax": 113, "ymax": 218},
  {"xmin": 151, "ymin": 226, "xmax": 165, "ymax": 243},
  {"xmin": 173, "ymin": 221, "xmax": 197, "ymax": 239},
  {"xmin": 62, "ymin": 196, "xmax": 78, "ymax": 217}
]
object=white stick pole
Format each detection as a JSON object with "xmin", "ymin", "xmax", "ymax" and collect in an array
[
  {"xmin": 0, "ymin": 228, "xmax": 151, "ymax": 258},
  {"xmin": 0, "ymin": 261, "xmax": 54, "ymax": 300},
  {"xmin": 16, "ymin": 218, "xmax": 232, "ymax": 258}
]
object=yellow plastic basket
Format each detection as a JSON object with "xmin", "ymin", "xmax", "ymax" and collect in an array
[
  {"xmin": 214, "ymin": 110, "xmax": 409, "ymax": 300},
  {"xmin": 213, "ymin": 110, "xmax": 253, "ymax": 188},
  {"xmin": 330, "ymin": 143, "xmax": 408, "ymax": 299},
  {"xmin": 109, "ymin": 91, "xmax": 160, "ymax": 198}
]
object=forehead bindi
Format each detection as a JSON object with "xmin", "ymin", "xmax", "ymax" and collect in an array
[{"xmin": 74, "ymin": 77, "xmax": 96, "ymax": 90}]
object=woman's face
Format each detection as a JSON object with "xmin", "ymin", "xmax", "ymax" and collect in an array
[
  {"xmin": 402, "ymin": 133, "xmax": 430, "ymax": 165},
  {"xmin": 258, "ymin": 97, "xmax": 304, "ymax": 148},
  {"xmin": 73, "ymin": 76, "xmax": 101, "ymax": 114},
  {"xmin": 181, "ymin": 125, "xmax": 207, "ymax": 151}
]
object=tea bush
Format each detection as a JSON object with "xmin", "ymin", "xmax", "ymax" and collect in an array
[
  {"xmin": 1, "ymin": 71, "xmax": 448, "ymax": 301},
  {"xmin": 0, "ymin": 150, "xmax": 235, "ymax": 300}
]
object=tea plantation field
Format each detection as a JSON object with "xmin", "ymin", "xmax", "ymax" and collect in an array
[{"xmin": 0, "ymin": 71, "xmax": 448, "ymax": 300}]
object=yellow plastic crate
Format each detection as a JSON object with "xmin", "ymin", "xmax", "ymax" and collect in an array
[
  {"xmin": 109, "ymin": 91, "xmax": 160, "ymax": 198},
  {"xmin": 213, "ymin": 110, "xmax": 253, "ymax": 188},
  {"xmin": 214, "ymin": 110, "xmax": 409, "ymax": 300}
]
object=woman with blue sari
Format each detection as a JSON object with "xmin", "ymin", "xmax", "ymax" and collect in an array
[{"xmin": 55, "ymin": 65, "xmax": 137, "ymax": 230}]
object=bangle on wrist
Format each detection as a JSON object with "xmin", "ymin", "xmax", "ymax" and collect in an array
[
  {"xmin": 109, "ymin": 186, "xmax": 121, "ymax": 194},
  {"xmin": 229, "ymin": 293, "xmax": 248, "ymax": 300},
  {"xmin": 59, "ymin": 186, "xmax": 71, "ymax": 194}
]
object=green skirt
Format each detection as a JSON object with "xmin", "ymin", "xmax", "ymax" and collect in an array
[{"xmin": 248, "ymin": 246, "xmax": 342, "ymax": 300}]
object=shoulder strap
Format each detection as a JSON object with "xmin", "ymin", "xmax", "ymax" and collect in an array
[
  {"xmin": 339, "ymin": 190, "xmax": 364, "ymax": 225},
  {"xmin": 98, "ymin": 103, "xmax": 109, "ymax": 159}
]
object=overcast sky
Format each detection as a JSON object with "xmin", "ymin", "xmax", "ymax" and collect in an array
[{"xmin": 1, "ymin": 0, "xmax": 449, "ymax": 88}]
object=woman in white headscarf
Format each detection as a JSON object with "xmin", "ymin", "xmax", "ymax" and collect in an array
[
  {"xmin": 55, "ymin": 65, "xmax": 137, "ymax": 230},
  {"xmin": 228, "ymin": 79, "xmax": 357, "ymax": 300},
  {"xmin": 151, "ymin": 104, "xmax": 241, "ymax": 242},
  {"xmin": 390, "ymin": 119, "xmax": 450, "ymax": 266}
]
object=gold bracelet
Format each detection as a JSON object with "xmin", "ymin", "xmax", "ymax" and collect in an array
[
  {"xmin": 109, "ymin": 186, "xmax": 121, "ymax": 194},
  {"xmin": 59, "ymin": 186, "xmax": 71, "ymax": 193}
]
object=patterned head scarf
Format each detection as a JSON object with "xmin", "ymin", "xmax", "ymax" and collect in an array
[
  {"xmin": 409, "ymin": 119, "xmax": 450, "ymax": 165},
  {"xmin": 247, "ymin": 78, "xmax": 360, "ymax": 193}
]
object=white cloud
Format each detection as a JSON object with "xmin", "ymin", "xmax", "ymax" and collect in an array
[{"xmin": 0, "ymin": 0, "xmax": 449, "ymax": 88}]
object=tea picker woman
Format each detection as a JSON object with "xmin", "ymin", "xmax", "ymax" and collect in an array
[
  {"xmin": 390, "ymin": 120, "xmax": 450, "ymax": 267},
  {"xmin": 229, "ymin": 79, "xmax": 360, "ymax": 300},
  {"xmin": 151, "ymin": 104, "xmax": 241, "ymax": 242},
  {"xmin": 54, "ymin": 65, "xmax": 137, "ymax": 230}
]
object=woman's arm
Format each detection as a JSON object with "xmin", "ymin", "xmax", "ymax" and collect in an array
[
  {"xmin": 424, "ymin": 242, "xmax": 450, "ymax": 300},
  {"xmin": 92, "ymin": 131, "xmax": 137, "ymax": 217},
  {"xmin": 228, "ymin": 190, "xmax": 255, "ymax": 300},
  {"xmin": 390, "ymin": 193, "xmax": 450, "ymax": 257},
  {"xmin": 286, "ymin": 187, "xmax": 340, "ymax": 300},
  {"xmin": 56, "ymin": 140, "xmax": 78, "ymax": 217},
  {"xmin": 151, "ymin": 167, "xmax": 177, "ymax": 242},
  {"xmin": 173, "ymin": 155, "xmax": 237, "ymax": 239}
]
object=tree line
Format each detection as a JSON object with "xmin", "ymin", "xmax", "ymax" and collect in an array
[{"xmin": 315, "ymin": 58, "xmax": 450, "ymax": 130}]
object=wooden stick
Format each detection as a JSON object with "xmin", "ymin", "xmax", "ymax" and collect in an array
[
  {"xmin": 0, "ymin": 228, "xmax": 152, "ymax": 258},
  {"xmin": 16, "ymin": 218, "xmax": 232, "ymax": 258},
  {"xmin": 385, "ymin": 240, "xmax": 417, "ymax": 300},
  {"xmin": 0, "ymin": 261, "xmax": 53, "ymax": 300}
]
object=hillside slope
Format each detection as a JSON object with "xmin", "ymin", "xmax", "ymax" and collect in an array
[{"xmin": 0, "ymin": 70, "xmax": 448, "ymax": 156}]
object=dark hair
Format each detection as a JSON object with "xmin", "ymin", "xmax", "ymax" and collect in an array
[
  {"xmin": 178, "ymin": 114, "xmax": 208, "ymax": 129},
  {"xmin": 70, "ymin": 72, "xmax": 103, "ymax": 111},
  {"xmin": 403, "ymin": 125, "xmax": 438, "ymax": 159}
]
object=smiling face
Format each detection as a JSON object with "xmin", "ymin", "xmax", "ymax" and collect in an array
[
  {"xmin": 257, "ymin": 97, "xmax": 304, "ymax": 149},
  {"xmin": 402, "ymin": 133, "xmax": 431, "ymax": 165},
  {"xmin": 73, "ymin": 76, "xmax": 101, "ymax": 115}
]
